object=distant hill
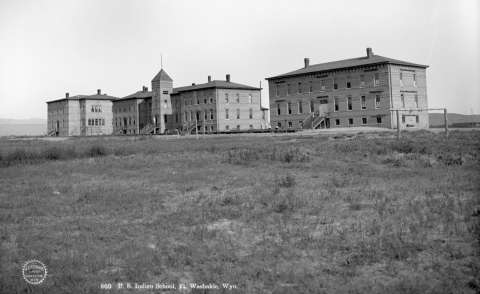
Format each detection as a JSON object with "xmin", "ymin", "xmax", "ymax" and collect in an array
[
  {"xmin": 0, "ymin": 118, "xmax": 47, "ymax": 136},
  {"xmin": 429, "ymin": 113, "xmax": 480, "ymax": 127}
]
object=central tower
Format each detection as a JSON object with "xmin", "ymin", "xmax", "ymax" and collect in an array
[{"xmin": 151, "ymin": 68, "xmax": 173, "ymax": 134}]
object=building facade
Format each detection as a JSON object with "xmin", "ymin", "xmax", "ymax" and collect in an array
[
  {"xmin": 166, "ymin": 74, "xmax": 268, "ymax": 133},
  {"xmin": 266, "ymin": 48, "xmax": 429, "ymax": 130},
  {"xmin": 46, "ymin": 89, "xmax": 116, "ymax": 136}
]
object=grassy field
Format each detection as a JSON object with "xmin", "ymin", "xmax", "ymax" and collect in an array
[{"xmin": 0, "ymin": 130, "xmax": 479, "ymax": 293}]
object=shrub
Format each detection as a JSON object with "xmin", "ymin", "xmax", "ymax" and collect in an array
[
  {"xmin": 85, "ymin": 145, "xmax": 108, "ymax": 157},
  {"xmin": 4, "ymin": 148, "xmax": 37, "ymax": 164},
  {"xmin": 276, "ymin": 174, "xmax": 296, "ymax": 188}
]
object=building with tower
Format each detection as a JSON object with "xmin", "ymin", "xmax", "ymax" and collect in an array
[
  {"xmin": 46, "ymin": 66, "xmax": 268, "ymax": 136},
  {"xmin": 266, "ymin": 47, "xmax": 429, "ymax": 130}
]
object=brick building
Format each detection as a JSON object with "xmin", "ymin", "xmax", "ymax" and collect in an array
[
  {"xmin": 46, "ymin": 89, "xmax": 117, "ymax": 136},
  {"xmin": 111, "ymin": 71, "xmax": 268, "ymax": 135},
  {"xmin": 266, "ymin": 48, "xmax": 429, "ymax": 130}
]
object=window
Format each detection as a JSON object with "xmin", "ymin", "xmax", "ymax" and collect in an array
[
  {"xmin": 374, "ymin": 73, "xmax": 380, "ymax": 86},
  {"xmin": 402, "ymin": 115, "xmax": 406, "ymax": 123},
  {"xmin": 210, "ymin": 109, "xmax": 214, "ymax": 120},
  {"xmin": 236, "ymin": 93, "xmax": 240, "ymax": 103},
  {"xmin": 333, "ymin": 78, "xmax": 338, "ymax": 90},
  {"xmin": 415, "ymin": 94, "xmax": 419, "ymax": 108},
  {"xmin": 360, "ymin": 75, "xmax": 365, "ymax": 87},
  {"xmin": 248, "ymin": 94, "xmax": 252, "ymax": 104},
  {"xmin": 362, "ymin": 117, "xmax": 367, "ymax": 125},
  {"xmin": 310, "ymin": 100, "xmax": 314, "ymax": 113},
  {"xmin": 298, "ymin": 82, "xmax": 302, "ymax": 93},
  {"xmin": 321, "ymin": 80, "xmax": 326, "ymax": 90},
  {"xmin": 400, "ymin": 72, "xmax": 403, "ymax": 86},
  {"xmin": 347, "ymin": 96, "xmax": 352, "ymax": 110},
  {"xmin": 191, "ymin": 111, "xmax": 194, "ymax": 121},
  {"xmin": 204, "ymin": 98, "xmax": 207, "ymax": 104},
  {"xmin": 225, "ymin": 109, "xmax": 229, "ymax": 119},
  {"xmin": 236, "ymin": 108, "xmax": 240, "ymax": 119},
  {"xmin": 277, "ymin": 122, "xmax": 282, "ymax": 128},
  {"xmin": 348, "ymin": 118, "xmax": 353, "ymax": 126},
  {"xmin": 413, "ymin": 73, "xmax": 417, "ymax": 87},
  {"xmin": 287, "ymin": 84, "xmax": 291, "ymax": 95},
  {"xmin": 288, "ymin": 121, "xmax": 293, "ymax": 128},
  {"xmin": 334, "ymin": 97, "xmax": 339, "ymax": 112},
  {"xmin": 175, "ymin": 113, "xmax": 178, "ymax": 123},
  {"xmin": 335, "ymin": 119, "xmax": 340, "ymax": 126},
  {"xmin": 375, "ymin": 95, "xmax": 381, "ymax": 109},
  {"xmin": 91, "ymin": 106, "xmax": 94, "ymax": 112},
  {"xmin": 249, "ymin": 124, "xmax": 253, "ymax": 129},
  {"xmin": 225, "ymin": 93, "xmax": 229, "ymax": 103},
  {"xmin": 225, "ymin": 125, "xmax": 230, "ymax": 130},
  {"xmin": 309, "ymin": 81, "xmax": 313, "ymax": 92},
  {"xmin": 262, "ymin": 110, "xmax": 266, "ymax": 120},
  {"xmin": 346, "ymin": 81, "xmax": 351, "ymax": 88},
  {"xmin": 401, "ymin": 94, "xmax": 405, "ymax": 108},
  {"xmin": 204, "ymin": 111, "xmax": 208, "ymax": 120},
  {"xmin": 361, "ymin": 96, "xmax": 366, "ymax": 110},
  {"xmin": 210, "ymin": 97, "xmax": 213, "ymax": 103},
  {"xmin": 298, "ymin": 101, "xmax": 303, "ymax": 114},
  {"xmin": 277, "ymin": 104, "xmax": 281, "ymax": 115},
  {"xmin": 287, "ymin": 102, "xmax": 292, "ymax": 114},
  {"xmin": 275, "ymin": 84, "xmax": 279, "ymax": 97},
  {"xmin": 416, "ymin": 115, "xmax": 419, "ymax": 123},
  {"xmin": 249, "ymin": 108, "xmax": 253, "ymax": 119},
  {"xmin": 376, "ymin": 116, "xmax": 382, "ymax": 124},
  {"xmin": 95, "ymin": 119, "xmax": 98, "ymax": 126},
  {"xmin": 236, "ymin": 125, "xmax": 240, "ymax": 130}
]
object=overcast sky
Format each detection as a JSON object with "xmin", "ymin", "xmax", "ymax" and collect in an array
[{"xmin": 0, "ymin": 0, "xmax": 478, "ymax": 119}]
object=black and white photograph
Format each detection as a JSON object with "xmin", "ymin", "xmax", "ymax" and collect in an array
[{"xmin": 0, "ymin": 0, "xmax": 479, "ymax": 293}]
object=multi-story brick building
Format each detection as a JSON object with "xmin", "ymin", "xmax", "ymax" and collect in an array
[
  {"xmin": 46, "ymin": 89, "xmax": 117, "ymax": 136},
  {"xmin": 266, "ymin": 48, "xmax": 429, "ymax": 130},
  {"xmin": 166, "ymin": 74, "xmax": 268, "ymax": 133},
  {"xmin": 112, "ymin": 71, "xmax": 268, "ymax": 135}
]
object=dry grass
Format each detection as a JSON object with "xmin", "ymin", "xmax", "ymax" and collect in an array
[{"xmin": 0, "ymin": 130, "xmax": 479, "ymax": 293}]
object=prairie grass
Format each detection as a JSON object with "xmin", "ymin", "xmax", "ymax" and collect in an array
[{"xmin": 0, "ymin": 130, "xmax": 479, "ymax": 293}]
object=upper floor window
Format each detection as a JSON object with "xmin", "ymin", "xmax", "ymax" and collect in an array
[
  {"xmin": 321, "ymin": 79, "xmax": 326, "ymax": 90},
  {"xmin": 248, "ymin": 94, "xmax": 252, "ymax": 104},
  {"xmin": 346, "ymin": 81, "xmax": 351, "ymax": 88},
  {"xmin": 334, "ymin": 97, "xmax": 339, "ymax": 112},
  {"xmin": 249, "ymin": 108, "xmax": 253, "ymax": 119},
  {"xmin": 401, "ymin": 94, "xmax": 405, "ymax": 108},
  {"xmin": 277, "ymin": 103, "xmax": 281, "ymax": 115},
  {"xmin": 333, "ymin": 78, "xmax": 338, "ymax": 90},
  {"xmin": 236, "ymin": 93, "xmax": 240, "ymax": 103},
  {"xmin": 374, "ymin": 73, "xmax": 380, "ymax": 87},
  {"xmin": 225, "ymin": 109, "xmax": 229, "ymax": 119},
  {"xmin": 225, "ymin": 93, "xmax": 229, "ymax": 104},
  {"xmin": 287, "ymin": 84, "xmax": 291, "ymax": 95},
  {"xmin": 204, "ymin": 98, "xmax": 207, "ymax": 104},
  {"xmin": 298, "ymin": 82, "xmax": 302, "ymax": 93},
  {"xmin": 236, "ymin": 108, "xmax": 240, "ymax": 119},
  {"xmin": 375, "ymin": 95, "xmax": 381, "ymax": 109},
  {"xmin": 309, "ymin": 81, "xmax": 313, "ymax": 92},
  {"xmin": 275, "ymin": 84, "xmax": 279, "ymax": 97},
  {"xmin": 415, "ymin": 94, "xmax": 419, "ymax": 108},
  {"xmin": 347, "ymin": 96, "xmax": 352, "ymax": 111},
  {"xmin": 204, "ymin": 110, "xmax": 208, "ymax": 120},
  {"xmin": 287, "ymin": 102, "xmax": 292, "ymax": 114},
  {"xmin": 210, "ymin": 109, "xmax": 214, "ymax": 120},
  {"xmin": 400, "ymin": 72, "xmax": 404, "ymax": 86},
  {"xmin": 360, "ymin": 75, "xmax": 365, "ymax": 87},
  {"xmin": 361, "ymin": 96, "xmax": 366, "ymax": 110},
  {"xmin": 413, "ymin": 73, "xmax": 417, "ymax": 87},
  {"xmin": 298, "ymin": 101, "xmax": 303, "ymax": 114}
]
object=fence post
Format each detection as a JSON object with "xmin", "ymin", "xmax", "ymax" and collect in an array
[
  {"xmin": 444, "ymin": 108, "xmax": 448, "ymax": 137},
  {"xmin": 396, "ymin": 109, "xmax": 400, "ymax": 139}
]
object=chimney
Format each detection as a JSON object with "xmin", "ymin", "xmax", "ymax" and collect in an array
[
  {"xmin": 142, "ymin": 86, "xmax": 148, "ymax": 92},
  {"xmin": 97, "ymin": 89, "xmax": 101, "ymax": 95},
  {"xmin": 226, "ymin": 74, "xmax": 230, "ymax": 82},
  {"xmin": 208, "ymin": 75, "xmax": 211, "ymax": 82},
  {"xmin": 366, "ymin": 47, "xmax": 373, "ymax": 58},
  {"xmin": 304, "ymin": 58, "xmax": 310, "ymax": 68},
  {"xmin": 65, "ymin": 92, "xmax": 69, "ymax": 98}
]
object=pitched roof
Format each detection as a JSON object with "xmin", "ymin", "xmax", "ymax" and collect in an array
[
  {"xmin": 46, "ymin": 93, "xmax": 118, "ymax": 103},
  {"xmin": 172, "ymin": 80, "xmax": 261, "ymax": 94},
  {"xmin": 115, "ymin": 90, "xmax": 153, "ymax": 101},
  {"xmin": 266, "ymin": 54, "xmax": 429, "ymax": 80},
  {"xmin": 152, "ymin": 69, "xmax": 173, "ymax": 82}
]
